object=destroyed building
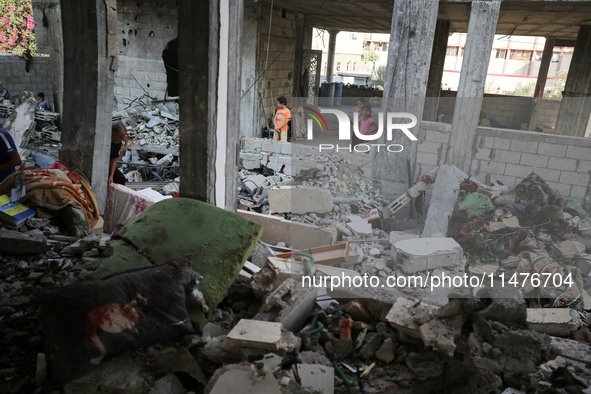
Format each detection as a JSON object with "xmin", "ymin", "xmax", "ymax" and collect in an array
[{"xmin": 1, "ymin": 0, "xmax": 591, "ymax": 393}]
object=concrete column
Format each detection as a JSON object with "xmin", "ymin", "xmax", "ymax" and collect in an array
[
  {"xmin": 373, "ymin": 0, "xmax": 439, "ymax": 188},
  {"xmin": 447, "ymin": 1, "xmax": 501, "ymax": 172},
  {"xmin": 554, "ymin": 25, "xmax": 591, "ymax": 138},
  {"xmin": 534, "ymin": 37, "xmax": 555, "ymax": 98},
  {"xmin": 59, "ymin": 0, "xmax": 116, "ymax": 213},
  {"xmin": 326, "ymin": 30, "xmax": 339, "ymax": 82},
  {"xmin": 424, "ymin": 19, "xmax": 451, "ymax": 121},
  {"xmin": 178, "ymin": 0, "xmax": 243, "ymax": 211}
]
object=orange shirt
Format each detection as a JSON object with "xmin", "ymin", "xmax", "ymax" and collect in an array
[{"xmin": 275, "ymin": 108, "xmax": 291, "ymax": 131}]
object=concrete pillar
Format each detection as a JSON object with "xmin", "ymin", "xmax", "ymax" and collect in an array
[
  {"xmin": 534, "ymin": 37, "xmax": 556, "ymax": 98},
  {"xmin": 178, "ymin": 0, "xmax": 243, "ymax": 211},
  {"xmin": 326, "ymin": 30, "xmax": 339, "ymax": 82},
  {"xmin": 424, "ymin": 20, "xmax": 451, "ymax": 121},
  {"xmin": 554, "ymin": 25, "xmax": 591, "ymax": 138},
  {"xmin": 59, "ymin": 0, "xmax": 116, "ymax": 213},
  {"xmin": 446, "ymin": 1, "xmax": 501, "ymax": 172},
  {"xmin": 373, "ymin": 0, "xmax": 439, "ymax": 189}
]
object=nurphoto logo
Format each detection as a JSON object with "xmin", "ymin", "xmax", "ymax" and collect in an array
[{"xmin": 305, "ymin": 107, "xmax": 418, "ymax": 153}]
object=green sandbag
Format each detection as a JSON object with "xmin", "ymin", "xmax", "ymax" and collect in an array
[
  {"xmin": 87, "ymin": 198, "xmax": 262, "ymax": 330},
  {"xmin": 458, "ymin": 192, "xmax": 495, "ymax": 218}
]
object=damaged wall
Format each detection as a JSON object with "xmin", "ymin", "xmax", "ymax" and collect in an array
[
  {"xmin": 414, "ymin": 121, "xmax": 591, "ymax": 209},
  {"xmin": 114, "ymin": 0, "xmax": 178, "ymax": 110},
  {"xmin": 0, "ymin": 54, "xmax": 54, "ymax": 105},
  {"xmin": 253, "ymin": 3, "xmax": 301, "ymax": 135}
]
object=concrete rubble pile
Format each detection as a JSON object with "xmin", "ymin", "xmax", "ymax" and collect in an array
[
  {"xmin": 1, "ymin": 139, "xmax": 591, "ymax": 392},
  {"xmin": 2, "ymin": 93, "xmax": 181, "ymax": 189}
]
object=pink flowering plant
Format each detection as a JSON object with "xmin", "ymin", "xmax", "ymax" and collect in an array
[{"xmin": 0, "ymin": 0, "xmax": 36, "ymax": 54}]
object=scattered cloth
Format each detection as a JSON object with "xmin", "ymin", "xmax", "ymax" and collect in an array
[
  {"xmin": 500, "ymin": 251, "xmax": 586, "ymax": 310},
  {"xmin": 0, "ymin": 163, "xmax": 99, "ymax": 232}
]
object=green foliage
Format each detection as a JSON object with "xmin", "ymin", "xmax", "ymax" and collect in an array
[
  {"xmin": 484, "ymin": 77, "xmax": 499, "ymax": 94},
  {"xmin": 368, "ymin": 64, "xmax": 387, "ymax": 86},
  {"xmin": 512, "ymin": 78, "xmax": 537, "ymax": 97},
  {"xmin": 544, "ymin": 70, "xmax": 568, "ymax": 99},
  {"xmin": 0, "ymin": 0, "xmax": 36, "ymax": 54}
]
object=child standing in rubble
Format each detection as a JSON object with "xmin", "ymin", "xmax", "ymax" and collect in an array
[
  {"xmin": 352, "ymin": 104, "xmax": 379, "ymax": 148},
  {"xmin": 273, "ymin": 96, "xmax": 291, "ymax": 142}
]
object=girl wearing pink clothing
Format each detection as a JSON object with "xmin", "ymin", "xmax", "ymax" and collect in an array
[{"xmin": 358, "ymin": 105, "xmax": 378, "ymax": 135}]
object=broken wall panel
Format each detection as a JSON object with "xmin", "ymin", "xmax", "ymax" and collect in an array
[{"xmin": 115, "ymin": 0, "xmax": 179, "ymax": 110}]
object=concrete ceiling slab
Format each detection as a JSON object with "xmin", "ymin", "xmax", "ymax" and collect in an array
[{"xmin": 258, "ymin": 0, "xmax": 591, "ymax": 41}]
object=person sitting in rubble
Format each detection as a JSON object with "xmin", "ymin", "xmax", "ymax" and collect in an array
[
  {"xmin": 37, "ymin": 92, "xmax": 52, "ymax": 111},
  {"xmin": 109, "ymin": 122, "xmax": 128, "ymax": 185},
  {"xmin": 0, "ymin": 127, "xmax": 22, "ymax": 183},
  {"xmin": 0, "ymin": 82, "xmax": 11, "ymax": 105},
  {"xmin": 273, "ymin": 96, "xmax": 291, "ymax": 142}
]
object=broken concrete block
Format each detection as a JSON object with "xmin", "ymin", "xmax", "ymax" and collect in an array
[
  {"xmin": 225, "ymin": 320, "xmax": 283, "ymax": 352},
  {"xmin": 297, "ymin": 364, "xmax": 334, "ymax": 394},
  {"xmin": 341, "ymin": 300, "xmax": 372, "ymax": 323},
  {"xmin": 526, "ymin": 308, "xmax": 582, "ymax": 337},
  {"xmin": 345, "ymin": 215, "xmax": 372, "ymax": 235},
  {"xmin": 385, "ymin": 298, "xmax": 439, "ymax": 338},
  {"xmin": 555, "ymin": 240, "xmax": 586, "ymax": 258},
  {"xmin": 375, "ymin": 338, "xmax": 395, "ymax": 363},
  {"xmin": 394, "ymin": 238, "xmax": 463, "ymax": 274},
  {"xmin": 241, "ymin": 137, "xmax": 263, "ymax": 151},
  {"xmin": 207, "ymin": 364, "xmax": 281, "ymax": 394},
  {"xmin": 268, "ymin": 186, "xmax": 332, "ymax": 214},
  {"xmin": 0, "ymin": 229, "xmax": 49, "ymax": 255},
  {"xmin": 389, "ymin": 231, "xmax": 420, "ymax": 256},
  {"xmin": 240, "ymin": 152, "xmax": 263, "ymax": 170}
]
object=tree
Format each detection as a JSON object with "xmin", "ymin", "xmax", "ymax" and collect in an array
[
  {"xmin": 368, "ymin": 64, "xmax": 387, "ymax": 86},
  {"xmin": 361, "ymin": 42, "xmax": 380, "ymax": 62},
  {"xmin": 544, "ymin": 70, "xmax": 568, "ymax": 99},
  {"xmin": 0, "ymin": 0, "xmax": 36, "ymax": 55},
  {"xmin": 512, "ymin": 78, "xmax": 537, "ymax": 97}
]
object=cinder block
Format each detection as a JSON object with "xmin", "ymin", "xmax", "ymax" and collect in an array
[
  {"xmin": 520, "ymin": 153, "xmax": 548, "ymax": 168},
  {"xmin": 493, "ymin": 149, "xmax": 521, "ymax": 164},
  {"xmin": 505, "ymin": 163, "xmax": 531, "ymax": 178},
  {"xmin": 548, "ymin": 157, "xmax": 576, "ymax": 172},
  {"xmin": 416, "ymin": 151, "xmax": 438, "ymax": 166},
  {"xmin": 559, "ymin": 171, "xmax": 590, "ymax": 186},
  {"xmin": 239, "ymin": 152, "xmax": 262, "ymax": 170},
  {"xmin": 527, "ymin": 308, "xmax": 581, "ymax": 337},
  {"xmin": 577, "ymin": 160, "xmax": 591, "ymax": 173},
  {"xmin": 510, "ymin": 139, "xmax": 538, "ymax": 153},
  {"xmin": 492, "ymin": 137, "xmax": 511, "ymax": 150},
  {"xmin": 269, "ymin": 186, "xmax": 332, "ymax": 214},
  {"xmin": 567, "ymin": 145, "xmax": 591, "ymax": 160},
  {"xmin": 570, "ymin": 186, "xmax": 587, "ymax": 200},
  {"xmin": 538, "ymin": 142, "xmax": 566, "ymax": 158},
  {"xmin": 394, "ymin": 237, "xmax": 463, "ymax": 273},
  {"xmin": 242, "ymin": 137, "xmax": 263, "ymax": 151},
  {"xmin": 225, "ymin": 319, "xmax": 282, "ymax": 352}
]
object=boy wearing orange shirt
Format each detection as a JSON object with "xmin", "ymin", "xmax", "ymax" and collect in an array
[{"xmin": 273, "ymin": 96, "xmax": 291, "ymax": 142}]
